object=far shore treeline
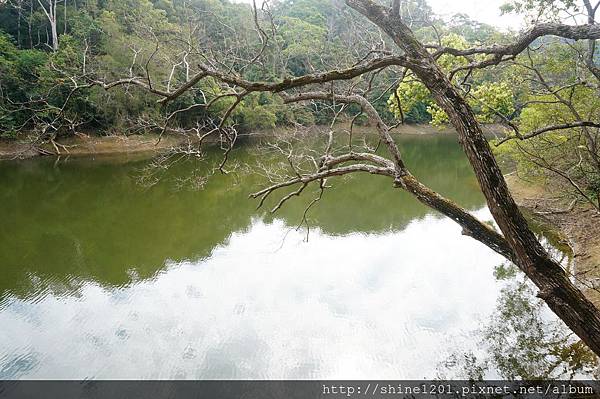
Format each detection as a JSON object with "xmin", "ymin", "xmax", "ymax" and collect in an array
[{"xmin": 1, "ymin": 0, "xmax": 506, "ymax": 136}]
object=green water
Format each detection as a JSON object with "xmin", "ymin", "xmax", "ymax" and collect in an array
[
  {"xmin": 0, "ymin": 134, "xmax": 483, "ymax": 297},
  {"xmin": 0, "ymin": 133, "xmax": 593, "ymax": 379}
]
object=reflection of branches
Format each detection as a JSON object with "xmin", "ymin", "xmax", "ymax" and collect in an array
[{"xmin": 441, "ymin": 261, "xmax": 599, "ymax": 380}]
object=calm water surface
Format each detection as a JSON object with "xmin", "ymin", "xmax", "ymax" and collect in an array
[{"xmin": 0, "ymin": 134, "xmax": 592, "ymax": 379}]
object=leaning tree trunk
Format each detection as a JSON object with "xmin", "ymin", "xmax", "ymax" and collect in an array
[{"xmin": 347, "ymin": 0, "xmax": 600, "ymax": 356}]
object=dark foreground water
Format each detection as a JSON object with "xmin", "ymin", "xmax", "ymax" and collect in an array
[{"xmin": 0, "ymin": 133, "xmax": 596, "ymax": 379}]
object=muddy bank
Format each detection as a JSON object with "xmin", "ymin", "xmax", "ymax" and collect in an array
[
  {"xmin": 0, "ymin": 134, "xmax": 189, "ymax": 160},
  {"xmin": 506, "ymin": 174, "xmax": 600, "ymax": 304}
]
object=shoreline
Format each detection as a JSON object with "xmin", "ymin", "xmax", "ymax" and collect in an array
[
  {"xmin": 0, "ymin": 133, "xmax": 191, "ymax": 161},
  {"xmin": 0, "ymin": 123, "xmax": 505, "ymax": 161},
  {"xmin": 506, "ymin": 174, "xmax": 600, "ymax": 305}
]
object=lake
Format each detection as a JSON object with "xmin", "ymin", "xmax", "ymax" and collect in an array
[{"xmin": 0, "ymin": 132, "xmax": 595, "ymax": 379}]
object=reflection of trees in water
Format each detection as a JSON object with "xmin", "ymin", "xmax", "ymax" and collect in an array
[
  {"xmin": 440, "ymin": 259, "xmax": 599, "ymax": 379},
  {"xmin": 0, "ymin": 134, "xmax": 485, "ymax": 299}
]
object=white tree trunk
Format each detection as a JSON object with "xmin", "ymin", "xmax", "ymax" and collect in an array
[{"xmin": 37, "ymin": 0, "xmax": 59, "ymax": 51}]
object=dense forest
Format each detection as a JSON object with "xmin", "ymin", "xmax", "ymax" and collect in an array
[{"xmin": 0, "ymin": 0, "xmax": 500, "ymax": 134}]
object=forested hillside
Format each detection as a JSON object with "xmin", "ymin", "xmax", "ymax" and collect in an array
[{"xmin": 0, "ymin": 0, "xmax": 504, "ymax": 136}]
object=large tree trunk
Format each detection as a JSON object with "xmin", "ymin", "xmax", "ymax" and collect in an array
[{"xmin": 347, "ymin": 0, "xmax": 600, "ymax": 356}]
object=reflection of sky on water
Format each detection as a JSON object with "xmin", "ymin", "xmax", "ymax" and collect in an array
[{"xmin": 0, "ymin": 208, "xmax": 506, "ymax": 379}]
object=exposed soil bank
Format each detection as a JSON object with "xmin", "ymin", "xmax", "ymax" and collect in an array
[
  {"xmin": 506, "ymin": 174, "xmax": 600, "ymax": 305},
  {"xmin": 0, "ymin": 134, "xmax": 188, "ymax": 160}
]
